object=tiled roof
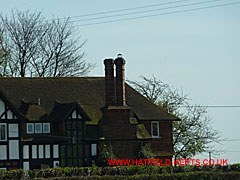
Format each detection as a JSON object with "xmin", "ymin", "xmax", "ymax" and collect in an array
[{"xmin": 0, "ymin": 77, "xmax": 179, "ymax": 124}]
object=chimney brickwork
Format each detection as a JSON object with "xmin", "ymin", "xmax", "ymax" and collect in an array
[
  {"xmin": 114, "ymin": 57, "xmax": 126, "ymax": 106},
  {"xmin": 104, "ymin": 59, "xmax": 115, "ymax": 106},
  {"xmin": 101, "ymin": 56, "xmax": 137, "ymax": 158}
]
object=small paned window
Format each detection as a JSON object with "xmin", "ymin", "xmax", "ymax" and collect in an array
[
  {"xmin": 39, "ymin": 145, "xmax": 44, "ymax": 158},
  {"xmin": 26, "ymin": 123, "xmax": 34, "ymax": 134},
  {"xmin": 53, "ymin": 144, "xmax": 59, "ymax": 158},
  {"xmin": 151, "ymin": 122, "xmax": 159, "ymax": 138},
  {"xmin": 35, "ymin": 123, "xmax": 42, "ymax": 134},
  {"xmin": 43, "ymin": 123, "xmax": 50, "ymax": 133},
  {"xmin": 32, "ymin": 145, "xmax": 37, "ymax": 159}
]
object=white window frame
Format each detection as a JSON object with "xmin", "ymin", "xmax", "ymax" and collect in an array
[
  {"xmin": 43, "ymin": 123, "xmax": 50, "ymax": 134},
  {"xmin": 26, "ymin": 123, "xmax": 34, "ymax": 134},
  {"xmin": 0, "ymin": 123, "xmax": 7, "ymax": 141},
  {"xmin": 35, "ymin": 123, "xmax": 42, "ymax": 134},
  {"xmin": 151, "ymin": 121, "xmax": 160, "ymax": 138}
]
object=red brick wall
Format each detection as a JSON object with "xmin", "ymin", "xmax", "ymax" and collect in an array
[
  {"xmin": 143, "ymin": 121, "xmax": 173, "ymax": 158},
  {"xmin": 100, "ymin": 107, "xmax": 137, "ymax": 158}
]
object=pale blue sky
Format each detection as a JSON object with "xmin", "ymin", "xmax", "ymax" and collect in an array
[{"xmin": 1, "ymin": 0, "xmax": 240, "ymax": 163}]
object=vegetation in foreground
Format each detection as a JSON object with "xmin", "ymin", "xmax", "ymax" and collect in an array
[{"xmin": 0, "ymin": 164, "xmax": 240, "ymax": 179}]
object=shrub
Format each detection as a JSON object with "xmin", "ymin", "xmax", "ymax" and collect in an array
[
  {"xmin": 96, "ymin": 143, "xmax": 117, "ymax": 167},
  {"xmin": 0, "ymin": 169, "xmax": 24, "ymax": 180},
  {"xmin": 137, "ymin": 143, "xmax": 154, "ymax": 159}
]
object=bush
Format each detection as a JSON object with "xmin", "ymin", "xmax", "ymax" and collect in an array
[
  {"xmin": 96, "ymin": 143, "xmax": 117, "ymax": 167},
  {"xmin": 0, "ymin": 169, "xmax": 24, "ymax": 180},
  {"xmin": 137, "ymin": 143, "xmax": 154, "ymax": 159}
]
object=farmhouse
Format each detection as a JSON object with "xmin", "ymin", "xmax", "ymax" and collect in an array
[{"xmin": 0, "ymin": 56, "xmax": 179, "ymax": 170}]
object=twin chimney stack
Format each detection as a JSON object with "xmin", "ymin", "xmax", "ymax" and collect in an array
[{"xmin": 104, "ymin": 54, "xmax": 126, "ymax": 106}]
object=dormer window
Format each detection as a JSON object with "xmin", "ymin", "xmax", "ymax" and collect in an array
[
  {"xmin": 27, "ymin": 122, "xmax": 50, "ymax": 134},
  {"xmin": 27, "ymin": 123, "xmax": 34, "ymax": 134},
  {"xmin": 43, "ymin": 123, "xmax": 50, "ymax": 133},
  {"xmin": 35, "ymin": 123, "xmax": 42, "ymax": 134},
  {"xmin": 151, "ymin": 122, "xmax": 159, "ymax": 138}
]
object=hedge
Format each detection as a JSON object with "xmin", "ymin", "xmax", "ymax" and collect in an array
[
  {"xmin": 0, "ymin": 169, "xmax": 24, "ymax": 180},
  {"xmin": 36, "ymin": 172, "xmax": 240, "ymax": 180},
  {"xmin": 0, "ymin": 164, "xmax": 240, "ymax": 179},
  {"xmin": 27, "ymin": 164, "xmax": 240, "ymax": 178}
]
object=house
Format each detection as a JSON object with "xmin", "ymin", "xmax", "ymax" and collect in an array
[{"xmin": 0, "ymin": 55, "xmax": 179, "ymax": 170}]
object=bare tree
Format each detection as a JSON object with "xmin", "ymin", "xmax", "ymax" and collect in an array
[
  {"xmin": 0, "ymin": 28, "xmax": 9, "ymax": 76},
  {"xmin": 128, "ymin": 76, "xmax": 220, "ymax": 159},
  {"xmin": 0, "ymin": 10, "xmax": 94, "ymax": 77}
]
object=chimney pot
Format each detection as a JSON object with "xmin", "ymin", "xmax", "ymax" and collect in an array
[{"xmin": 117, "ymin": 53, "xmax": 123, "ymax": 58}]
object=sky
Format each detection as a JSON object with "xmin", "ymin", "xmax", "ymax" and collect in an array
[{"xmin": 1, "ymin": 0, "xmax": 240, "ymax": 163}]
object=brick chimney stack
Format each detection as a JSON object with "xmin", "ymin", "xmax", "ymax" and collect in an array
[
  {"xmin": 114, "ymin": 54, "xmax": 126, "ymax": 106},
  {"xmin": 104, "ymin": 59, "xmax": 115, "ymax": 106}
]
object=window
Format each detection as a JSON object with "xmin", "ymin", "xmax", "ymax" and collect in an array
[
  {"xmin": 23, "ymin": 145, "xmax": 29, "ymax": 159},
  {"xmin": 91, "ymin": 144, "xmax": 97, "ymax": 156},
  {"xmin": 8, "ymin": 124, "xmax": 18, "ymax": 137},
  {"xmin": 39, "ymin": 145, "xmax": 44, "ymax": 158},
  {"xmin": 27, "ymin": 123, "xmax": 50, "ymax": 134},
  {"xmin": 0, "ymin": 145, "xmax": 7, "ymax": 160},
  {"xmin": 43, "ymin": 123, "xmax": 50, "ymax": 133},
  {"xmin": 26, "ymin": 123, "xmax": 34, "ymax": 134},
  {"xmin": 9, "ymin": 140, "xmax": 19, "ymax": 159},
  {"xmin": 151, "ymin": 122, "xmax": 159, "ymax": 138},
  {"xmin": 0, "ymin": 123, "xmax": 7, "ymax": 141},
  {"xmin": 72, "ymin": 110, "xmax": 77, "ymax": 119},
  {"xmin": 7, "ymin": 109, "xmax": 14, "ymax": 119},
  {"xmin": 35, "ymin": 123, "xmax": 42, "ymax": 133},
  {"xmin": 23, "ymin": 162, "xmax": 29, "ymax": 171},
  {"xmin": 45, "ymin": 145, "xmax": 50, "ymax": 158},
  {"xmin": 32, "ymin": 145, "xmax": 37, "ymax": 159},
  {"xmin": 53, "ymin": 144, "xmax": 59, "ymax": 158}
]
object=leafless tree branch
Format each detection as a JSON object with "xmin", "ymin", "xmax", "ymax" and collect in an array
[{"xmin": 0, "ymin": 10, "xmax": 95, "ymax": 77}]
